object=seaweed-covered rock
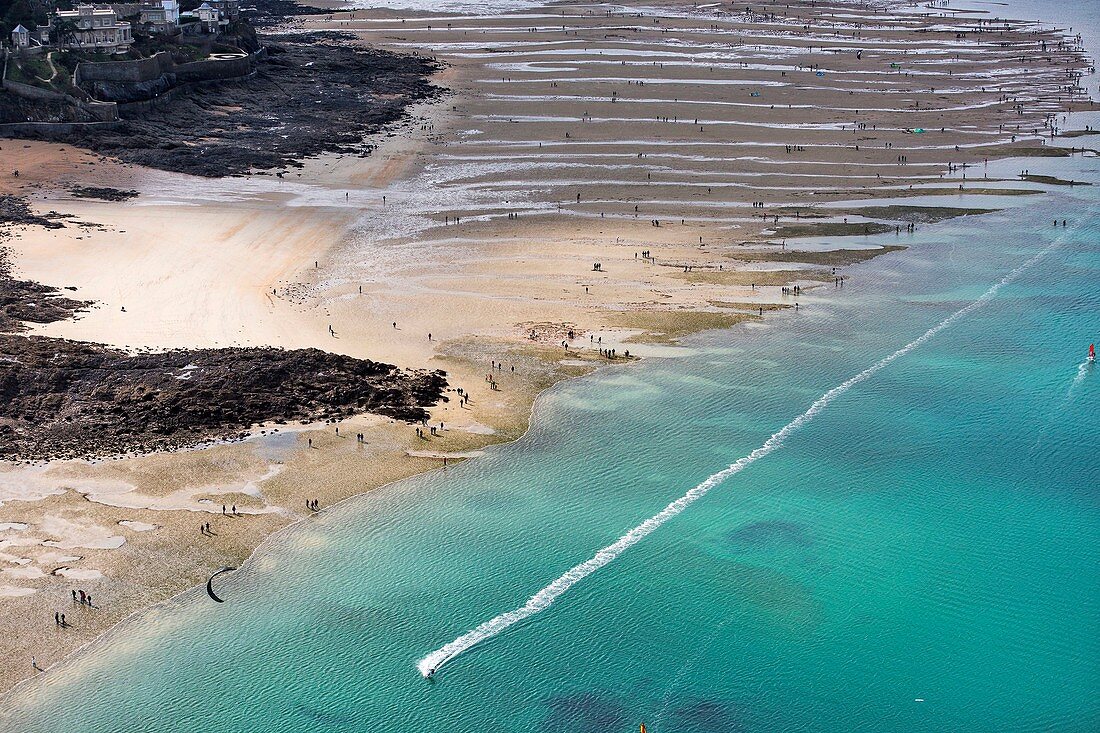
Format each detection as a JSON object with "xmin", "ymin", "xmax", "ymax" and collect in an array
[
  {"xmin": 0, "ymin": 237, "xmax": 446, "ymax": 461},
  {"xmin": 0, "ymin": 335, "xmax": 447, "ymax": 460},
  {"xmin": 18, "ymin": 38, "xmax": 441, "ymax": 177}
]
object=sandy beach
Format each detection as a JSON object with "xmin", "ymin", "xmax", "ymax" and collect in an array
[{"xmin": 0, "ymin": 0, "xmax": 1092, "ymax": 696}]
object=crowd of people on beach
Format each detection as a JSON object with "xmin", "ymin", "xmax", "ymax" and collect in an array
[{"xmin": 49, "ymin": 589, "xmax": 97, "ymax": 636}]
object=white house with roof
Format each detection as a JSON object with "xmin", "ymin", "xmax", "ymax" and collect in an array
[
  {"xmin": 192, "ymin": 3, "xmax": 227, "ymax": 34},
  {"xmin": 10, "ymin": 24, "xmax": 31, "ymax": 48},
  {"xmin": 53, "ymin": 5, "xmax": 133, "ymax": 54}
]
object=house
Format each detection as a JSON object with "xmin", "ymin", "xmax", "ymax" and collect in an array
[
  {"xmin": 205, "ymin": 0, "xmax": 239, "ymax": 21},
  {"xmin": 139, "ymin": 0, "xmax": 180, "ymax": 32},
  {"xmin": 53, "ymin": 5, "xmax": 133, "ymax": 54},
  {"xmin": 11, "ymin": 24, "xmax": 31, "ymax": 48},
  {"xmin": 192, "ymin": 3, "xmax": 227, "ymax": 34}
]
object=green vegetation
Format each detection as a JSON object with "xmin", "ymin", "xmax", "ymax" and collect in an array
[
  {"xmin": 130, "ymin": 32, "xmax": 211, "ymax": 63},
  {"xmin": 708, "ymin": 301, "xmax": 791, "ymax": 312},
  {"xmin": 896, "ymin": 187, "xmax": 1040, "ymax": 197},
  {"xmin": 609, "ymin": 310, "xmax": 756, "ymax": 344},
  {"xmin": 1058, "ymin": 129, "xmax": 1100, "ymax": 139},
  {"xmin": 997, "ymin": 145, "xmax": 1072, "ymax": 158},
  {"xmin": 671, "ymin": 268, "xmax": 833, "ymax": 287},
  {"xmin": 1020, "ymin": 173, "xmax": 1091, "ymax": 187},
  {"xmin": 730, "ymin": 245, "xmax": 907, "ymax": 267},
  {"xmin": 769, "ymin": 222, "xmax": 895, "ymax": 239},
  {"xmin": 1, "ymin": 0, "xmax": 48, "ymax": 41},
  {"xmin": 5, "ymin": 51, "xmax": 80, "ymax": 96},
  {"xmin": 6, "ymin": 53, "xmax": 51, "ymax": 83},
  {"xmin": 843, "ymin": 205, "xmax": 995, "ymax": 223}
]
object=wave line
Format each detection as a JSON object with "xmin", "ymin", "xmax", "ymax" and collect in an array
[{"xmin": 416, "ymin": 241, "xmax": 1056, "ymax": 678}]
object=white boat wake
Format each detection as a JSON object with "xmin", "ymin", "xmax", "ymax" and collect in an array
[
  {"xmin": 416, "ymin": 241, "xmax": 1057, "ymax": 678},
  {"xmin": 1069, "ymin": 360, "xmax": 1091, "ymax": 396}
]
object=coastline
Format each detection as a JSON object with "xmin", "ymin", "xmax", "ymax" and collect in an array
[{"xmin": 1, "ymin": 0, "xmax": 1095, "ymax": 700}]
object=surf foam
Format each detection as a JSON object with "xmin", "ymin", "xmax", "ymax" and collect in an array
[
  {"xmin": 1070, "ymin": 361, "xmax": 1091, "ymax": 393},
  {"xmin": 416, "ymin": 241, "xmax": 1057, "ymax": 678}
]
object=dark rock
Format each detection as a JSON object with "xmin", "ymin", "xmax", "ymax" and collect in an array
[
  {"xmin": 0, "ymin": 234, "xmax": 446, "ymax": 462},
  {"xmin": 67, "ymin": 186, "xmax": 140, "ymax": 202},
  {"xmin": 0, "ymin": 334, "xmax": 447, "ymax": 461},
  {"xmin": 52, "ymin": 39, "xmax": 442, "ymax": 177},
  {"xmin": 0, "ymin": 195, "xmax": 67, "ymax": 231},
  {"xmin": 0, "ymin": 243, "xmax": 91, "ymax": 334}
]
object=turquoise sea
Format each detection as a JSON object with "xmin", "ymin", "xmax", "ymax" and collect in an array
[{"xmin": 3, "ymin": 2, "xmax": 1098, "ymax": 731}]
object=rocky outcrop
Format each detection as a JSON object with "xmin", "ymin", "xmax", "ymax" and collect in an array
[
  {"xmin": 67, "ymin": 186, "xmax": 139, "ymax": 201},
  {"xmin": 0, "ymin": 195, "xmax": 67, "ymax": 231},
  {"xmin": 49, "ymin": 39, "xmax": 441, "ymax": 177},
  {"xmin": 0, "ymin": 248, "xmax": 90, "ymax": 335},
  {"xmin": 0, "ymin": 335, "xmax": 447, "ymax": 461},
  {"xmin": 0, "ymin": 214, "xmax": 447, "ymax": 462}
]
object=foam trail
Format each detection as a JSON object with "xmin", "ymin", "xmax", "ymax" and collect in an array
[
  {"xmin": 416, "ymin": 242, "xmax": 1057, "ymax": 678},
  {"xmin": 1069, "ymin": 361, "xmax": 1091, "ymax": 395}
]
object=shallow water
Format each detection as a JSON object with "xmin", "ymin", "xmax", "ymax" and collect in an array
[
  {"xmin": 6, "ymin": 155, "xmax": 1098, "ymax": 733},
  {"xmin": 3, "ymin": 2, "xmax": 1099, "ymax": 732}
]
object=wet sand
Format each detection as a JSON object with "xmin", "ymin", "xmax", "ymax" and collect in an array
[{"xmin": 0, "ymin": 0, "xmax": 1092, "ymax": 695}]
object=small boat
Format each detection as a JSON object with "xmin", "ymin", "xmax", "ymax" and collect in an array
[
  {"xmin": 1090, "ymin": 344, "xmax": 1096, "ymax": 362},
  {"xmin": 640, "ymin": 725, "xmax": 647, "ymax": 733}
]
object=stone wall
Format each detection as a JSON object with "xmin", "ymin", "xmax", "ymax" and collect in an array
[
  {"xmin": 1, "ymin": 51, "xmax": 120, "ymax": 122},
  {"xmin": 175, "ymin": 53, "xmax": 256, "ymax": 82},
  {"xmin": 0, "ymin": 79, "xmax": 120, "ymax": 121},
  {"xmin": 1, "ymin": 46, "xmax": 261, "ymax": 128},
  {"xmin": 75, "ymin": 49, "xmax": 261, "ymax": 107},
  {"xmin": 75, "ymin": 49, "xmax": 259, "ymax": 86},
  {"xmin": 74, "ymin": 52, "xmax": 176, "ymax": 84},
  {"xmin": 1, "ymin": 77, "xmax": 68, "ymax": 102}
]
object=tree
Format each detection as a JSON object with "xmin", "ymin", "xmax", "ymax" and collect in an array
[
  {"xmin": 50, "ymin": 15, "xmax": 78, "ymax": 47},
  {"xmin": 1, "ymin": 0, "xmax": 48, "ymax": 40}
]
